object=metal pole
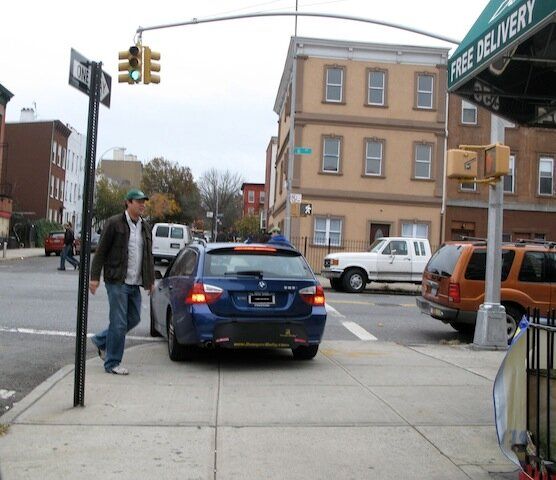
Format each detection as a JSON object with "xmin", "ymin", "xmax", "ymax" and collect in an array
[
  {"xmin": 473, "ymin": 114, "xmax": 508, "ymax": 349},
  {"xmin": 74, "ymin": 61, "xmax": 102, "ymax": 407},
  {"xmin": 294, "ymin": 0, "xmax": 298, "ymax": 37},
  {"xmin": 284, "ymin": 39, "xmax": 297, "ymax": 239}
]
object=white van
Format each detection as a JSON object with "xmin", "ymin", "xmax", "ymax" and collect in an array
[{"xmin": 152, "ymin": 223, "xmax": 192, "ymax": 262}]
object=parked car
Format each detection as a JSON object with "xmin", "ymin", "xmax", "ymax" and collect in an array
[
  {"xmin": 44, "ymin": 231, "xmax": 65, "ymax": 256},
  {"xmin": 150, "ymin": 242, "xmax": 327, "ymax": 361},
  {"xmin": 74, "ymin": 232, "xmax": 100, "ymax": 255},
  {"xmin": 322, "ymin": 237, "xmax": 432, "ymax": 292},
  {"xmin": 152, "ymin": 222, "xmax": 192, "ymax": 263},
  {"xmin": 416, "ymin": 239, "xmax": 556, "ymax": 339}
]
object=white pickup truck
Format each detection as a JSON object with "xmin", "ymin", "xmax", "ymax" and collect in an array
[{"xmin": 321, "ymin": 237, "xmax": 432, "ymax": 293}]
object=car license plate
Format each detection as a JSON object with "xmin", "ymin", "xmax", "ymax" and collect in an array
[
  {"xmin": 170, "ymin": 243, "xmax": 180, "ymax": 249},
  {"xmin": 248, "ymin": 293, "xmax": 275, "ymax": 306}
]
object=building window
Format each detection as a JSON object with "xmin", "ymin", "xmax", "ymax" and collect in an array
[
  {"xmin": 414, "ymin": 144, "xmax": 432, "ymax": 179},
  {"xmin": 504, "ymin": 155, "xmax": 515, "ymax": 193},
  {"xmin": 60, "ymin": 181, "xmax": 64, "ymax": 201},
  {"xmin": 325, "ymin": 67, "xmax": 343, "ymax": 103},
  {"xmin": 62, "ymin": 148, "xmax": 66, "ymax": 169},
  {"xmin": 314, "ymin": 217, "xmax": 342, "ymax": 246},
  {"xmin": 57, "ymin": 145, "xmax": 62, "ymax": 166},
  {"xmin": 460, "ymin": 181, "xmax": 476, "ymax": 191},
  {"xmin": 539, "ymin": 157, "xmax": 554, "ymax": 195},
  {"xmin": 52, "ymin": 142, "xmax": 57, "ymax": 164},
  {"xmin": 323, "ymin": 137, "xmax": 340, "ymax": 173},
  {"xmin": 401, "ymin": 222, "xmax": 429, "ymax": 239},
  {"xmin": 461, "ymin": 100, "xmax": 477, "ymax": 124},
  {"xmin": 50, "ymin": 176, "xmax": 54, "ymax": 197},
  {"xmin": 248, "ymin": 191, "xmax": 255, "ymax": 203},
  {"xmin": 368, "ymin": 70, "xmax": 385, "ymax": 106},
  {"xmin": 365, "ymin": 140, "xmax": 383, "ymax": 176},
  {"xmin": 259, "ymin": 191, "xmax": 265, "ymax": 204},
  {"xmin": 247, "ymin": 207, "xmax": 255, "ymax": 215},
  {"xmin": 416, "ymin": 74, "xmax": 434, "ymax": 109}
]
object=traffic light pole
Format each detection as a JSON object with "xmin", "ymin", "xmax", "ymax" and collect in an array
[{"xmin": 74, "ymin": 61, "xmax": 102, "ymax": 406}]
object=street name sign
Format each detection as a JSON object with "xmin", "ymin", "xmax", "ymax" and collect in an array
[
  {"xmin": 290, "ymin": 193, "xmax": 302, "ymax": 204},
  {"xmin": 294, "ymin": 147, "xmax": 312, "ymax": 155},
  {"xmin": 69, "ymin": 49, "xmax": 111, "ymax": 108}
]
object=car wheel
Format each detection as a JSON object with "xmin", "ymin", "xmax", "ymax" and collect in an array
[
  {"xmin": 292, "ymin": 344, "xmax": 319, "ymax": 360},
  {"xmin": 330, "ymin": 278, "xmax": 343, "ymax": 291},
  {"xmin": 45, "ymin": 251, "xmax": 50, "ymax": 256},
  {"xmin": 504, "ymin": 305, "xmax": 522, "ymax": 340},
  {"xmin": 342, "ymin": 268, "xmax": 366, "ymax": 293},
  {"xmin": 449, "ymin": 322, "xmax": 475, "ymax": 334},
  {"xmin": 167, "ymin": 311, "xmax": 194, "ymax": 361},
  {"xmin": 149, "ymin": 299, "xmax": 161, "ymax": 338}
]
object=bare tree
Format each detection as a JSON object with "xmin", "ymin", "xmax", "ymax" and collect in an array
[{"xmin": 198, "ymin": 169, "xmax": 244, "ymax": 239}]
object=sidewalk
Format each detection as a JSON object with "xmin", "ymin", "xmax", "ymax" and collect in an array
[
  {"xmin": 0, "ymin": 341, "xmax": 518, "ymax": 480},
  {"xmin": 0, "ymin": 247, "xmax": 44, "ymax": 261}
]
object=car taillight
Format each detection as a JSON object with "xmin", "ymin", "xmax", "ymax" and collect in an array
[
  {"xmin": 448, "ymin": 283, "xmax": 460, "ymax": 303},
  {"xmin": 299, "ymin": 285, "xmax": 325, "ymax": 306},
  {"xmin": 185, "ymin": 283, "xmax": 223, "ymax": 304}
]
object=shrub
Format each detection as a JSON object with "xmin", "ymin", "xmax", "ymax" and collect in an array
[{"xmin": 34, "ymin": 219, "xmax": 63, "ymax": 247}]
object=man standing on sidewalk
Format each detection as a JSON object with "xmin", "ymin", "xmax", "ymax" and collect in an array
[
  {"xmin": 89, "ymin": 189, "xmax": 155, "ymax": 375},
  {"xmin": 58, "ymin": 222, "xmax": 79, "ymax": 271}
]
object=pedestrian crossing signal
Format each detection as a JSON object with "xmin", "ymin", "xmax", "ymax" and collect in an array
[{"xmin": 300, "ymin": 203, "xmax": 312, "ymax": 216}]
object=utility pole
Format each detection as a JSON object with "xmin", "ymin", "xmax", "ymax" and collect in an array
[{"xmin": 284, "ymin": 39, "xmax": 298, "ymax": 240}]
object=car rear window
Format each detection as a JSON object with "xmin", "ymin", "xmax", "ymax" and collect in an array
[
  {"xmin": 156, "ymin": 226, "xmax": 169, "ymax": 238},
  {"xmin": 170, "ymin": 227, "xmax": 184, "ymax": 239},
  {"xmin": 426, "ymin": 244, "xmax": 464, "ymax": 276},
  {"xmin": 49, "ymin": 232, "xmax": 64, "ymax": 239},
  {"xmin": 204, "ymin": 248, "xmax": 313, "ymax": 279},
  {"xmin": 465, "ymin": 249, "xmax": 515, "ymax": 281}
]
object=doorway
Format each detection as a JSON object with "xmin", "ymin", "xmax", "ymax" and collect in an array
[{"xmin": 370, "ymin": 223, "xmax": 390, "ymax": 243}]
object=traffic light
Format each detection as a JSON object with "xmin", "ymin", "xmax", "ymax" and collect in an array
[
  {"xmin": 118, "ymin": 45, "xmax": 142, "ymax": 84},
  {"xmin": 484, "ymin": 144, "xmax": 510, "ymax": 177},
  {"xmin": 447, "ymin": 149, "xmax": 478, "ymax": 179},
  {"xmin": 143, "ymin": 47, "xmax": 161, "ymax": 84}
]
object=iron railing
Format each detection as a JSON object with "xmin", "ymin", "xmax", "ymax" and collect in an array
[{"xmin": 524, "ymin": 308, "xmax": 556, "ymax": 476}]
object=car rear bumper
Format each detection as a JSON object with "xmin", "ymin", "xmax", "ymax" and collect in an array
[
  {"xmin": 416, "ymin": 296, "xmax": 476, "ymax": 324},
  {"xmin": 184, "ymin": 307, "xmax": 327, "ymax": 346}
]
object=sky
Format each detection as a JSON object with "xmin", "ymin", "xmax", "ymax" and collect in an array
[{"xmin": 2, "ymin": 0, "xmax": 489, "ymax": 184}]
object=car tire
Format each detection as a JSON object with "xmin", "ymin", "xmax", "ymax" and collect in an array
[
  {"xmin": 150, "ymin": 299, "xmax": 161, "ymax": 338},
  {"xmin": 292, "ymin": 344, "xmax": 319, "ymax": 360},
  {"xmin": 45, "ymin": 251, "xmax": 51, "ymax": 256},
  {"xmin": 504, "ymin": 305, "xmax": 522, "ymax": 340},
  {"xmin": 342, "ymin": 268, "xmax": 366, "ymax": 293},
  {"xmin": 449, "ymin": 322, "xmax": 475, "ymax": 334},
  {"xmin": 330, "ymin": 278, "xmax": 343, "ymax": 291},
  {"xmin": 167, "ymin": 311, "xmax": 194, "ymax": 361}
]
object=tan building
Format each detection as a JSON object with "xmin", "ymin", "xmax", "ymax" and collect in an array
[
  {"xmin": 99, "ymin": 148, "xmax": 142, "ymax": 188},
  {"xmin": 446, "ymin": 95, "xmax": 556, "ymax": 242},
  {"xmin": 268, "ymin": 37, "xmax": 449, "ymax": 269}
]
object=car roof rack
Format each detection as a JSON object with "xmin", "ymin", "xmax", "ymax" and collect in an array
[
  {"xmin": 459, "ymin": 235, "xmax": 487, "ymax": 244},
  {"xmin": 515, "ymin": 238, "xmax": 556, "ymax": 248}
]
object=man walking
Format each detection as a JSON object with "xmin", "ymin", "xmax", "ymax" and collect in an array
[
  {"xmin": 90, "ymin": 189, "xmax": 155, "ymax": 375},
  {"xmin": 58, "ymin": 222, "xmax": 79, "ymax": 271}
]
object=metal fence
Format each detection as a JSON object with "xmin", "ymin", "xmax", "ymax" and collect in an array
[{"xmin": 526, "ymin": 308, "xmax": 556, "ymax": 472}]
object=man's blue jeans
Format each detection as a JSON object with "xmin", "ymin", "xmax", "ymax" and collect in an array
[
  {"xmin": 60, "ymin": 244, "xmax": 79, "ymax": 269},
  {"xmin": 92, "ymin": 283, "xmax": 142, "ymax": 371}
]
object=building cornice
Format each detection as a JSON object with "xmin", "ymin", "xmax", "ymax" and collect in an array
[
  {"xmin": 296, "ymin": 187, "xmax": 442, "ymax": 206},
  {"xmin": 447, "ymin": 199, "xmax": 556, "ymax": 213},
  {"xmin": 0, "ymin": 83, "xmax": 14, "ymax": 106}
]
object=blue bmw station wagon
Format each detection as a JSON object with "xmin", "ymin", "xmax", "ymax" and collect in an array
[{"xmin": 150, "ymin": 242, "xmax": 327, "ymax": 360}]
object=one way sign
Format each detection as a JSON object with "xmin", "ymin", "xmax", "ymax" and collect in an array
[{"xmin": 300, "ymin": 203, "xmax": 312, "ymax": 216}]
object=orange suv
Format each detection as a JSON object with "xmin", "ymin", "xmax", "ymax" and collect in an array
[{"xmin": 416, "ymin": 239, "xmax": 556, "ymax": 338}]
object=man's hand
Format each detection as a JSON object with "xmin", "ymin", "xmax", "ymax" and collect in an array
[{"xmin": 89, "ymin": 280, "xmax": 100, "ymax": 295}]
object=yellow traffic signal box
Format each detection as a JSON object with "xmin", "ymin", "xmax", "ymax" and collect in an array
[
  {"xmin": 447, "ymin": 149, "xmax": 478, "ymax": 179},
  {"xmin": 143, "ymin": 47, "xmax": 161, "ymax": 84},
  {"xmin": 118, "ymin": 45, "xmax": 142, "ymax": 84}
]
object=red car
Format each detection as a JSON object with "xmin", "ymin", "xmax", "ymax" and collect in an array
[{"xmin": 44, "ymin": 231, "xmax": 65, "ymax": 256}]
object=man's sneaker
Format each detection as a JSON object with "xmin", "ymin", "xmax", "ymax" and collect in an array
[{"xmin": 108, "ymin": 365, "xmax": 129, "ymax": 375}]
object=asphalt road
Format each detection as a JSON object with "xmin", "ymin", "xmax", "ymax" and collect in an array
[{"xmin": 0, "ymin": 255, "xmax": 471, "ymax": 417}]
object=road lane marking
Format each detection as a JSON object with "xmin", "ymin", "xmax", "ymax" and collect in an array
[
  {"xmin": 0, "ymin": 389, "xmax": 16, "ymax": 400},
  {"xmin": 341, "ymin": 321, "xmax": 377, "ymax": 341},
  {"xmin": 328, "ymin": 299, "xmax": 372, "ymax": 305},
  {"xmin": 325, "ymin": 303, "xmax": 345, "ymax": 318},
  {"xmin": 328, "ymin": 299, "xmax": 417, "ymax": 308},
  {"xmin": 0, "ymin": 326, "xmax": 161, "ymax": 342}
]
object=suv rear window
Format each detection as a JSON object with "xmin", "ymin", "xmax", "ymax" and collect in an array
[
  {"xmin": 465, "ymin": 249, "xmax": 515, "ymax": 281},
  {"xmin": 204, "ymin": 249, "xmax": 313, "ymax": 279},
  {"xmin": 518, "ymin": 252, "xmax": 546, "ymax": 282},
  {"xmin": 426, "ymin": 244, "xmax": 464, "ymax": 277},
  {"xmin": 170, "ymin": 227, "xmax": 184, "ymax": 239}
]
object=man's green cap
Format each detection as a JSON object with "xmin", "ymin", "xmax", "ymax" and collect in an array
[
  {"xmin": 269, "ymin": 226, "xmax": 281, "ymax": 233},
  {"xmin": 125, "ymin": 188, "xmax": 149, "ymax": 201}
]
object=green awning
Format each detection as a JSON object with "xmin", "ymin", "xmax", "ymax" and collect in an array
[{"xmin": 448, "ymin": 0, "xmax": 556, "ymax": 127}]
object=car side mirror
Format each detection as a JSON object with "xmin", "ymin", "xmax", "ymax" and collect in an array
[{"xmin": 154, "ymin": 270, "xmax": 163, "ymax": 280}]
